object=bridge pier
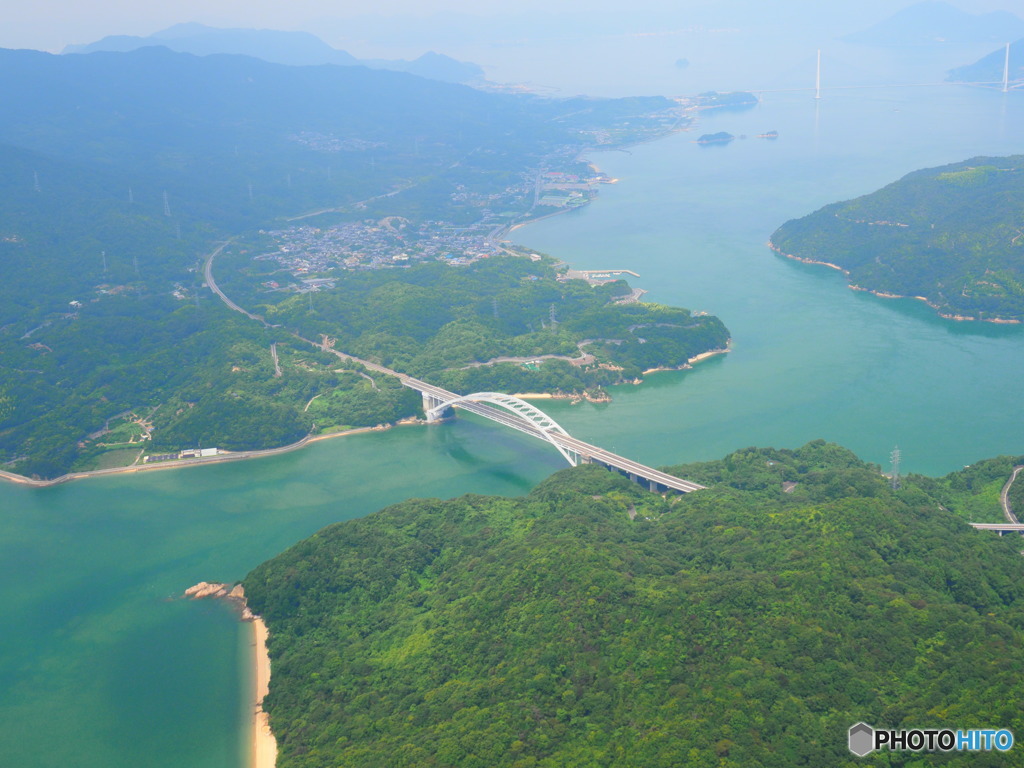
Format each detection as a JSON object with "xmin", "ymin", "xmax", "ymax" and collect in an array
[
  {"xmin": 422, "ymin": 392, "xmax": 450, "ymax": 422},
  {"xmin": 586, "ymin": 459, "xmax": 662, "ymax": 492}
]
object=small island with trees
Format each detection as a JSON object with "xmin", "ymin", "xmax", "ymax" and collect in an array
[{"xmin": 696, "ymin": 131, "xmax": 735, "ymax": 145}]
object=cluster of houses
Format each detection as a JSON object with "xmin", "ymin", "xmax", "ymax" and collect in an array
[
  {"xmin": 252, "ymin": 217, "xmax": 513, "ymax": 285},
  {"xmin": 143, "ymin": 447, "xmax": 219, "ymax": 463}
]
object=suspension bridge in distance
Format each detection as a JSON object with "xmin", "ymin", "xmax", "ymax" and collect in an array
[
  {"xmin": 750, "ymin": 43, "xmax": 1022, "ymax": 98},
  {"xmin": 405, "ymin": 376, "xmax": 705, "ymax": 494}
]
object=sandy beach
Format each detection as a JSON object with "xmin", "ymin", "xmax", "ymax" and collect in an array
[
  {"xmin": 184, "ymin": 583, "xmax": 278, "ymax": 768},
  {"xmin": 687, "ymin": 348, "xmax": 731, "ymax": 365},
  {"xmin": 251, "ymin": 617, "xmax": 277, "ymax": 768}
]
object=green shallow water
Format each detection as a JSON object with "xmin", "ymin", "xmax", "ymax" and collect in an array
[
  {"xmin": 2, "ymin": 85, "xmax": 1024, "ymax": 766},
  {"xmin": 0, "ymin": 423, "xmax": 562, "ymax": 768}
]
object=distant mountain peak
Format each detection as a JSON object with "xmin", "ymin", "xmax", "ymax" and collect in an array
[
  {"xmin": 62, "ymin": 23, "xmax": 484, "ymax": 84},
  {"xmin": 151, "ymin": 22, "xmax": 222, "ymax": 39},
  {"xmin": 845, "ymin": 1, "xmax": 1024, "ymax": 46}
]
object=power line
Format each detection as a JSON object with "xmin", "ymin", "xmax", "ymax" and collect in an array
[{"xmin": 889, "ymin": 446, "xmax": 902, "ymax": 491}]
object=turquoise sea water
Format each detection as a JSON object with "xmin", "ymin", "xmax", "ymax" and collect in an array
[
  {"xmin": 0, "ymin": 425, "xmax": 558, "ymax": 768},
  {"xmin": 1, "ymin": 84, "xmax": 1022, "ymax": 766},
  {"xmin": 515, "ymin": 85, "xmax": 1024, "ymax": 477}
]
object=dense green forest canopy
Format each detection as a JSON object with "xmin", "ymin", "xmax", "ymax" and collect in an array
[
  {"xmin": 219, "ymin": 251, "xmax": 730, "ymax": 392},
  {"xmin": 244, "ymin": 441, "xmax": 1024, "ymax": 767},
  {"xmin": 1, "ymin": 298, "xmax": 422, "ymax": 478},
  {"xmin": 0, "ymin": 47, "xmax": 697, "ymax": 478},
  {"xmin": 770, "ymin": 155, "xmax": 1024, "ymax": 321},
  {"xmin": 665, "ymin": 445, "xmax": 1024, "ymax": 525}
]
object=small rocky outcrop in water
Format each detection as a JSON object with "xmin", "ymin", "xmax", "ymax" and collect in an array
[{"xmin": 184, "ymin": 581, "xmax": 255, "ymax": 620}]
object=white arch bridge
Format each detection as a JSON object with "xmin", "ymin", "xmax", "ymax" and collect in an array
[{"xmin": 405, "ymin": 377, "xmax": 705, "ymax": 494}]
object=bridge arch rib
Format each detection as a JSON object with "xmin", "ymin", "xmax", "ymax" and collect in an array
[{"xmin": 426, "ymin": 392, "xmax": 579, "ymax": 466}]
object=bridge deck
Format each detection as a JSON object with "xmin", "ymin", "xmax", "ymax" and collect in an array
[{"xmin": 404, "ymin": 377, "xmax": 704, "ymax": 494}]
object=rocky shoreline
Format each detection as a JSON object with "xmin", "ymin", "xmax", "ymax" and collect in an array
[
  {"xmin": 183, "ymin": 581, "xmax": 255, "ymax": 620},
  {"xmin": 184, "ymin": 582, "xmax": 277, "ymax": 768},
  {"xmin": 643, "ymin": 346, "xmax": 731, "ymax": 375},
  {"xmin": 512, "ymin": 346, "xmax": 730, "ymax": 404},
  {"xmin": 513, "ymin": 390, "xmax": 613, "ymax": 404},
  {"xmin": 768, "ymin": 240, "xmax": 1022, "ymax": 325}
]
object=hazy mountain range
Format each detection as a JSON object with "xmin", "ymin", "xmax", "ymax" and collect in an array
[
  {"xmin": 844, "ymin": 0, "xmax": 1024, "ymax": 46},
  {"xmin": 0, "ymin": 44, "xmax": 656, "ymax": 245},
  {"xmin": 948, "ymin": 38, "xmax": 1024, "ymax": 83},
  {"xmin": 62, "ymin": 23, "xmax": 484, "ymax": 84}
]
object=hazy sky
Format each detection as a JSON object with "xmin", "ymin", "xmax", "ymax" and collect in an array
[{"xmin": 2, "ymin": 0, "xmax": 1018, "ymax": 53}]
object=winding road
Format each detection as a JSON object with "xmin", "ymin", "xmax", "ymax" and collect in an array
[
  {"xmin": 1000, "ymin": 465, "xmax": 1024, "ymax": 523},
  {"xmin": 201, "ymin": 241, "xmax": 704, "ymax": 494},
  {"xmin": 203, "ymin": 239, "xmax": 268, "ymax": 326}
]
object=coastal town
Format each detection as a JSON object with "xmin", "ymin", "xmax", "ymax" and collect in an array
[
  {"xmin": 229, "ymin": 97, "xmax": 727, "ymax": 294},
  {"xmin": 251, "ymin": 216, "xmax": 513, "ymax": 283},
  {"xmin": 238, "ymin": 163, "xmax": 617, "ymax": 290}
]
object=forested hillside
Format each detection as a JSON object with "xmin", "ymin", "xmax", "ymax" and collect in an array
[
  {"xmin": 218, "ymin": 252, "xmax": 729, "ymax": 394},
  {"xmin": 770, "ymin": 156, "xmax": 1024, "ymax": 321},
  {"xmin": 0, "ymin": 47, "xmax": 674, "ymax": 235},
  {"xmin": 0, "ymin": 47, "xmax": 694, "ymax": 478},
  {"xmin": 244, "ymin": 441, "xmax": 1024, "ymax": 767}
]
